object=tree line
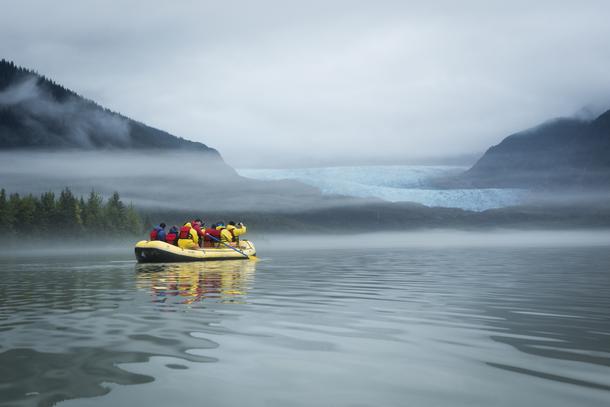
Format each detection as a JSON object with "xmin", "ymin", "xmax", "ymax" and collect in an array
[{"xmin": 0, "ymin": 188, "xmax": 143, "ymax": 237}]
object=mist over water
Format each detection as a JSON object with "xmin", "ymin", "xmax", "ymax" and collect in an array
[
  {"xmin": 3, "ymin": 230, "xmax": 609, "ymax": 258},
  {"xmin": 253, "ymin": 229, "xmax": 610, "ymax": 251}
]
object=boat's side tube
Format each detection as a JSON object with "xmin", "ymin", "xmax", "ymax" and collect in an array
[{"xmin": 205, "ymin": 233, "xmax": 250, "ymax": 258}]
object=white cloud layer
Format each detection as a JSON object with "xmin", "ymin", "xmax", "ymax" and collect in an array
[{"xmin": 1, "ymin": 0, "xmax": 610, "ymax": 167}]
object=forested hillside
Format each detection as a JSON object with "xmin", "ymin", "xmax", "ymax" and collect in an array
[
  {"xmin": 0, "ymin": 59, "xmax": 221, "ymax": 156},
  {"xmin": 461, "ymin": 110, "xmax": 610, "ymax": 188}
]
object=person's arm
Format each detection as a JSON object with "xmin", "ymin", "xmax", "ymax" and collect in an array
[{"xmin": 233, "ymin": 224, "xmax": 247, "ymax": 236}]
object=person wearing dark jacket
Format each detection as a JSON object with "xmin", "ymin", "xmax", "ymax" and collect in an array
[
  {"xmin": 165, "ymin": 225, "xmax": 179, "ymax": 245},
  {"xmin": 149, "ymin": 223, "xmax": 166, "ymax": 241}
]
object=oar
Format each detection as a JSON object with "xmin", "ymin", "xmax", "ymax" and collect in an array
[{"xmin": 205, "ymin": 233, "xmax": 252, "ymax": 259}]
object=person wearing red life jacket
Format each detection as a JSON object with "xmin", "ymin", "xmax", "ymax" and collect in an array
[
  {"xmin": 177, "ymin": 222, "xmax": 199, "ymax": 249},
  {"xmin": 191, "ymin": 219, "xmax": 206, "ymax": 247},
  {"xmin": 202, "ymin": 223, "xmax": 221, "ymax": 247},
  {"xmin": 165, "ymin": 225, "xmax": 179, "ymax": 245},
  {"xmin": 202, "ymin": 223, "xmax": 219, "ymax": 247},
  {"xmin": 149, "ymin": 223, "xmax": 166, "ymax": 241}
]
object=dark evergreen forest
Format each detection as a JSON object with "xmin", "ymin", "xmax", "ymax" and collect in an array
[{"xmin": 0, "ymin": 188, "xmax": 143, "ymax": 237}]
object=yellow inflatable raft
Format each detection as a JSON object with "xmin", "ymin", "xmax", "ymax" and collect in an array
[{"xmin": 135, "ymin": 240, "xmax": 256, "ymax": 263}]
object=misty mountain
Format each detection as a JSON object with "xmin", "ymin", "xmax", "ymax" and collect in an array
[
  {"xmin": 0, "ymin": 59, "xmax": 220, "ymax": 157},
  {"xmin": 459, "ymin": 110, "xmax": 610, "ymax": 188},
  {"xmin": 0, "ymin": 60, "xmax": 365, "ymax": 215}
]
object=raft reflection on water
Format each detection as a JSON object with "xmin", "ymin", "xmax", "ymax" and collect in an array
[{"xmin": 136, "ymin": 260, "xmax": 257, "ymax": 305}]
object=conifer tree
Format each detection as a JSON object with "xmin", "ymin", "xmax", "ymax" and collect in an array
[
  {"xmin": 38, "ymin": 191, "xmax": 57, "ymax": 233},
  {"xmin": 17, "ymin": 194, "xmax": 37, "ymax": 229},
  {"xmin": 0, "ymin": 189, "xmax": 8, "ymax": 229},
  {"xmin": 104, "ymin": 191, "xmax": 126, "ymax": 233},
  {"xmin": 125, "ymin": 203, "xmax": 143, "ymax": 235},
  {"xmin": 7, "ymin": 193, "xmax": 20, "ymax": 232},
  {"xmin": 83, "ymin": 190, "xmax": 104, "ymax": 232},
  {"xmin": 57, "ymin": 188, "xmax": 82, "ymax": 232}
]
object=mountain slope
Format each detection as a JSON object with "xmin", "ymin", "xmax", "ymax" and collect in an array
[
  {"xmin": 0, "ymin": 59, "xmax": 220, "ymax": 156},
  {"xmin": 461, "ymin": 110, "xmax": 610, "ymax": 188}
]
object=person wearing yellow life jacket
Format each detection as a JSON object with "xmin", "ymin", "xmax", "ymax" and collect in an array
[
  {"xmin": 226, "ymin": 221, "xmax": 247, "ymax": 243},
  {"xmin": 215, "ymin": 222, "xmax": 233, "ymax": 244},
  {"xmin": 177, "ymin": 222, "xmax": 199, "ymax": 249}
]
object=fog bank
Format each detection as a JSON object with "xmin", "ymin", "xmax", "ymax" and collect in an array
[
  {"xmin": 0, "ymin": 151, "xmax": 367, "ymax": 213},
  {"xmin": 254, "ymin": 229, "xmax": 610, "ymax": 251},
  {"xmin": 1, "ymin": 230, "xmax": 609, "ymax": 259}
]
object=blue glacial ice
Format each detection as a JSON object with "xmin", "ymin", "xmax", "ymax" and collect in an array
[{"xmin": 237, "ymin": 166, "xmax": 526, "ymax": 212}]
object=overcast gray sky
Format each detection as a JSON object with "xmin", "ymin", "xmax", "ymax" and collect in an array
[{"xmin": 1, "ymin": 0, "xmax": 610, "ymax": 167}]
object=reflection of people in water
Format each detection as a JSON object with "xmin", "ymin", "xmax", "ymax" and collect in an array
[{"xmin": 135, "ymin": 261, "xmax": 256, "ymax": 305}]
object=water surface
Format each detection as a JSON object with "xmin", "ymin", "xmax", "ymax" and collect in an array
[{"xmin": 1, "ymin": 244, "xmax": 609, "ymax": 406}]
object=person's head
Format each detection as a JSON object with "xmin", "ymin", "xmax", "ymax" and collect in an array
[
  {"xmin": 217, "ymin": 221, "xmax": 225, "ymax": 227},
  {"xmin": 211, "ymin": 223, "xmax": 217, "ymax": 229},
  {"xmin": 160, "ymin": 223, "xmax": 166, "ymax": 229},
  {"xmin": 194, "ymin": 218, "xmax": 203, "ymax": 226},
  {"xmin": 228, "ymin": 221, "xmax": 236, "ymax": 226},
  {"xmin": 171, "ymin": 225, "xmax": 178, "ymax": 232}
]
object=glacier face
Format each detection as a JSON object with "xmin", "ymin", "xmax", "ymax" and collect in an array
[{"xmin": 237, "ymin": 166, "xmax": 526, "ymax": 211}]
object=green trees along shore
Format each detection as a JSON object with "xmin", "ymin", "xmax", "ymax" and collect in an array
[{"xmin": 0, "ymin": 188, "xmax": 143, "ymax": 237}]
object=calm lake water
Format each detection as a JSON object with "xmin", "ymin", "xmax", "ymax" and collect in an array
[{"xmin": 1, "ymin": 243, "xmax": 609, "ymax": 407}]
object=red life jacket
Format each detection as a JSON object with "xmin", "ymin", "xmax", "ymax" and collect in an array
[
  {"xmin": 178, "ymin": 226, "xmax": 193, "ymax": 240},
  {"xmin": 205, "ymin": 228, "xmax": 220, "ymax": 240},
  {"xmin": 192, "ymin": 224, "xmax": 205, "ymax": 237},
  {"xmin": 165, "ymin": 233, "xmax": 177, "ymax": 244},
  {"xmin": 149, "ymin": 229, "xmax": 158, "ymax": 241}
]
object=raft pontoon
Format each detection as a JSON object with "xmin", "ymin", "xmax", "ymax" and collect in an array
[{"xmin": 135, "ymin": 240, "xmax": 256, "ymax": 263}]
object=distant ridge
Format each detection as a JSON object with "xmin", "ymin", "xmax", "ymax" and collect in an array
[
  {"xmin": 0, "ymin": 59, "xmax": 221, "ymax": 157},
  {"xmin": 460, "ymin": 109, "xmax": 610, "ymax": 188}
]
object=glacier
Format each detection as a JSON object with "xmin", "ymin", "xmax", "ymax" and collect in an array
[{"xmin": 237, "ymin": 166, "xmax": 526, "ymax": 212}]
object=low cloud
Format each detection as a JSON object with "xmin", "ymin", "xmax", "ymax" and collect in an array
[
  {"xmin": 1, "ymin": 1, "xmax": 610, "ymax": 166},
  {"xmin": 0, "ymin": 151, "xmax": 363, "ymax": 213},
  {"xmin": 0, "ymin": 77, "xmax": 130, "ymax": 147}
]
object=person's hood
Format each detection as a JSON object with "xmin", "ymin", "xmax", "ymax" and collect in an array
[{"xmin": 184, "ymin": 222, "xmax": 192, "ymax": 228}]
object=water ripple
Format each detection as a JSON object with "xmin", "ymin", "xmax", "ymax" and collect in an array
[{"xmin": 1, "ymin": 246, "xmax": 609, "ymax": 406}]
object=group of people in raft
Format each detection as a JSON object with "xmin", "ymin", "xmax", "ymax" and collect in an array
[{"xmin": 149, "ymin": 219, "xmax": 247, "ymax": 250}]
